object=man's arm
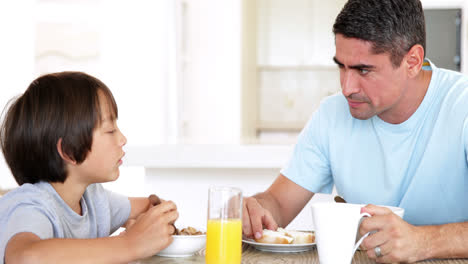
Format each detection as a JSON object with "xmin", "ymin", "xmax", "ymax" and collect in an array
[
  {"xmin": 243, "ymin": 174, "xmax": 314, "ymax": 238},
  {"xmin": 360, "ymin": 205, "xmax": 468, "ymax": 263},
  {"xmin": 256, "ymin": 174, "xmax": 314, "ymax": 227},
  {"xmin": 424, "ymin": 222, "xmax": 468, "ymax": 259}
]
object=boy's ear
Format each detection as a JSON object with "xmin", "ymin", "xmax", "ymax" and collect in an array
[{"xmin": 56, "ymin": 138, "xmax": 77, "ymax": 165}]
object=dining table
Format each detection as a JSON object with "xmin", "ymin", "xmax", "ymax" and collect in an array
[{"xmin": 133, "ymin": 244, "xmax": 468, "ymax": 264}]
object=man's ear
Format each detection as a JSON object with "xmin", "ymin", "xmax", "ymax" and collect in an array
[
  {"xmin": 404, "ymin": 44, "xmax": 425, "ymax": 78},
  {"xmin": 56, "ymin": 138, "xmax": 77, "ymax": 165}
]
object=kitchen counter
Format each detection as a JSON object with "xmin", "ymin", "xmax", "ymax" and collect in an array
[{"xmin": 123, "ymin": 144, "xmax": 293, "ymax": 169}]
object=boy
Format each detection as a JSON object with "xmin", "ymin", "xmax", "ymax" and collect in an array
[{"xmin": 0, "ymin": 71, "xmax": 178, "ymax": 263}]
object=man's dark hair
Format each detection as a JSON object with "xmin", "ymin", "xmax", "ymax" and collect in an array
[
  {"xmin": 333, "ymin": 0, "xmax": 426, "ymax": 68},
  {"xmin": 0, "ymin": 71, "xmax": 118, "ymax": 185}
]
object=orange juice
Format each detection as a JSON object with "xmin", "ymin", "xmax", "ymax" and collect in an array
[{"xmin": 205, "ymin": 218, "xmax": 242, "ymax": 264}]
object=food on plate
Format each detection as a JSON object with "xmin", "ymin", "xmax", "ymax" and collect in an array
[
  {"xmin": 254, "ymin": 229, "xmax": 293, "ymax": 244},
  {"xmin": 254, "ymin": 228, "xmax": 315, "ymax": 244},
  {"xmin": 279, "ymin": 228, "xmax": 315, "ymax": 244},
  {"xmin": 174, "ymin": 226, "xmax": 205, "ymax": 236}
]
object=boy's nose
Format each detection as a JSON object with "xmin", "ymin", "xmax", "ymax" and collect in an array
[{"xmin": 119, "ymin": 131, "xmax": 127, "ymax": 146}]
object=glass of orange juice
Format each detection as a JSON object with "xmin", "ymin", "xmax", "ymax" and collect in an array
[{"xmin": 205, "ymin": 186, "xmax": 242, "ymax": 264}]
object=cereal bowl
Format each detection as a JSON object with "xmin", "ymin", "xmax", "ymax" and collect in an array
[{"xmin": 157, "ymin": 233, "xmax": 206, "ymax": 258}]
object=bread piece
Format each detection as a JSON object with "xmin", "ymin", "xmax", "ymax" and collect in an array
[
  {"xmin": 254, "ymin": 229, "xmax": 293, "ymax": 244},
  {"xmin": 277, "ymin": 228, "xmax": 315, "ymax": 244},
  {"xmin": 286, "ymin": 230, "xmax": 315, "ymax": 244}
]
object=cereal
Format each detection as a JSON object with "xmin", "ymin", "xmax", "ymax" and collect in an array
[{"xmin": 175, "ymin": 226, "xmax": 205, "ymax": 235}]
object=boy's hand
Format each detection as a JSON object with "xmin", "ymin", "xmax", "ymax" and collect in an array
[
  {"xmin": 148, "ymin": 194, "xmax": 161, "ymax": 206},
  {"xmin": 122, "ymin": 194, "xmax": 163, "ymax": 233},
  {"xmin": 148, "ymin": 194, "xmax": 177, "ymax": 234},
  {"xmin": 123, "ymin": 200, "xmax": 179, "ymax": 259}
]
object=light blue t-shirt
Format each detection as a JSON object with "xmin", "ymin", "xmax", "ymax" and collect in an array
[
  {"xmin": 0, "ymin": 182, "xmax": 131, "ymax": 263},
  {"xmin": 281, "ymin": 61, "xmax": 468, "ymax": 226}
]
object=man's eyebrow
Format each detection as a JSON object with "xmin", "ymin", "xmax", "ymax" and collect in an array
[
  {"xmin": 333, "ymin": 57, "xmax": 343, "ymax": 66},
  {"xmin": 333, "ymin": 57, "xmax": 375, "ymax": 70}
]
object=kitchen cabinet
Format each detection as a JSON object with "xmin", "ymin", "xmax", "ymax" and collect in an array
[{"xmin": 242, "ymin": 0, "xmax": 346, "ymax": 143}]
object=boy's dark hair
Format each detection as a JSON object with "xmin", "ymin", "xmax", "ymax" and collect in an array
[
  {"xmin": 0, "ymin": 71, "xmax": 118, "ymax": 185},
  {"xmin": 333, "ymin": 0, "xmax": 426, "ymax": 68}
]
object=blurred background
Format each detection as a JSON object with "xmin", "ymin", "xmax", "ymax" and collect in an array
[{"xmin": 0, "ymin": 0, "xmax": 466, "ymax": 229}]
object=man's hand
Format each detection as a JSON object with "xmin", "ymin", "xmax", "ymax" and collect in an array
[
  {"xmin": 359, "ymin": 204, "xmax": 428, "ymax": 263},
  {"xmin": 242, "ymin": 196, "xmax": 278, "ymax": 240}
]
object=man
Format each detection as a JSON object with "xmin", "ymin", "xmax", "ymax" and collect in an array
[{"xmin": 242, "ymin": 0, "xmax": 468, "ymax": 262}]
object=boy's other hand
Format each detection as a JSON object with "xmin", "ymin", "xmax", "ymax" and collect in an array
[
  {"xmin": 148, "ymin": 194, "xmax": 177, "ymax": 234},
  {"xmin": 148, "ymin": 194, "xmax": 161, "ymax": 206},
  {"xmin": 123, "ymin": 200, "xmax": 179, "ymax": 259}
]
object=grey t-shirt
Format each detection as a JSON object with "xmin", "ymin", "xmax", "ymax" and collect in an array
[{"xmin": 0, "ymin": 182, "xmax": 131, "ymax": 263}]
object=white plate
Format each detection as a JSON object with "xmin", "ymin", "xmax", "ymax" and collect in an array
[{"xmin": 242, "ymin": 238, "xmax": 315, "ymax": 253}]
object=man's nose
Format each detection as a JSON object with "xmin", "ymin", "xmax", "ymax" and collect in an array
[{"xmin": 341, "ymin": 70, "xmax": 360, "ymax": 97}]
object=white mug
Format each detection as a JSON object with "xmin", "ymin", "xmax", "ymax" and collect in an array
[{"xmin": 311, "ymin": 202, "xmax": 404, "ymax": 264}]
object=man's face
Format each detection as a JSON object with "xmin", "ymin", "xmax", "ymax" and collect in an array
[{"xmin": 334, "ymin": 34, "xmax": 408, "ymax": 122}]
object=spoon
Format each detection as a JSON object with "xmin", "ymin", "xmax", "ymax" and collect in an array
[{"xmin": 334, "ymin": 195, "xmax": 347, "ymax": 203}]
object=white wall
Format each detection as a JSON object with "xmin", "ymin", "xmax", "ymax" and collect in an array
[
  {"xmin": 0, "ymin": 0, "xmax": 177, "ymax": 189},
  {"xmin": 178, "ymin": 0, "xmax": 242, "ymax": 144},
  {"xmin": 0, "ymin": 1, "xmax": 35, "ymax": 189},
  {"xmin": 99, "ymin": 0, "xmax": 177, "ymax": 146},
  {"xmin": 421, "ymin": 0, "xmax": 466, "ymax": 8},
  {"xmin": 142, "ymin": 168, "xmax": 279, "ymax": 230},
  {"xmin": 136, "ymin": 167, "xmax": 335, "ymax": 231}
]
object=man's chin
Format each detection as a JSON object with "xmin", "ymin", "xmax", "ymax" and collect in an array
[{"xmin": 349, "ymin": 109, "xmax": 374, "ymax": 120}]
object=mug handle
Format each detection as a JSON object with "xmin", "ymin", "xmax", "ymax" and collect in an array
[{"xmin": 352, "ymin": 212, "xmax": 372, "ymax": 254}]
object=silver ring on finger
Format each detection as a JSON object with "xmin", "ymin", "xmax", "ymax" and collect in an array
[{"xmin": 374, "ymin": 246, "xmax": 383, "ymax": 258}]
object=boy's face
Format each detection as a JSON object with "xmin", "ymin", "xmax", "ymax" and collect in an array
[{"xmin": 75, "ymin": 91, "xmax": 126, "ymax": 184}]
